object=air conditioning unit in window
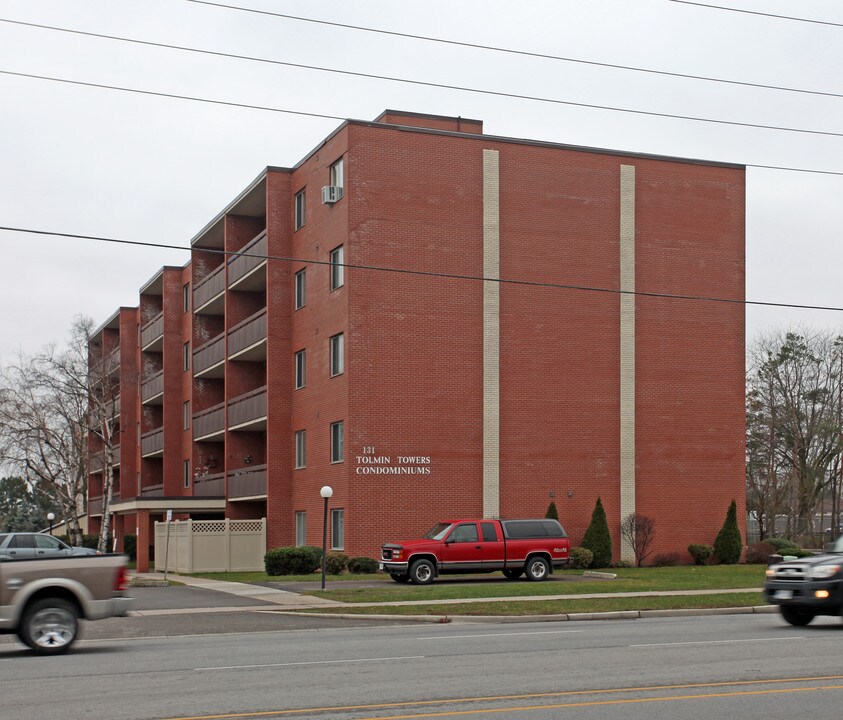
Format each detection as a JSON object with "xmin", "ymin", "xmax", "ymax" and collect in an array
[{"xmin": 321, "ymin": 185, "xmax": 343, "ymax": 204}]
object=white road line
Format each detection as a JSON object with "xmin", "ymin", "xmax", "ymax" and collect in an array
[
  {"xmin": 195, "ymin": 655, "xmax": 425, "ymax": 671},
  {"xmin": 631, "ymin": 637, "xmax": 805, "ymax": 648},
  {"xmin": 418, "ymin": 630, "xmax": 584, "ymax": 640}
]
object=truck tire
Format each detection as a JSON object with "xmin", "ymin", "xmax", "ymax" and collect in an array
[
  {"xmin": 780, "ymin": 606, "xmax": 815, "ymax": 626},
  {"xmin": 524, "ymin": 556, "xmax": 550, "ymax": 582},
  {"xmin": 503, "ymin": 569, "xmax": 523, "ymax": 580},
  {"xmin": 409, "ymin": 559, "xmax": 435, "ymax": 585},
  {"xmin": 18, "ymin": 598, "xmax": 79, "ymax": 655},
  {"xmin": 390, "ymin": 573, "xmax": 411, "ymax": 583}
]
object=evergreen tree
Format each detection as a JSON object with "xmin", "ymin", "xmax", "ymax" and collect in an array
[
  {"xmin": 713, "ymin": 499, "xmax": 743, "ymax": 564},
  {"xmin": 545, "ymin": 501, "xmax": 559, "ymax": 520},
  {"xmin": 581, "ymin": 497, "xmax": 612, "ymax": 568}
]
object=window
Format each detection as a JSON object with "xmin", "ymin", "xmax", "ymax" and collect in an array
[
  {"xmin": 183, "ymin": 400, "xmax": 191, "ymax": 430},
  {"xmin": 183, "ymin": 341, "xmax": 190, "ymax": 371},
  {"xmin": 481, "ymin": 522, "xmax": 498, "ymax": 542},
  {"xmin": 330, "ymin": 157, "xmax": 344, "ymax": 193},
  {"xmin": 137, "ymin": 472, "xmax": 141, "ymax": 495},
  {"xmin": 450, "ymin": 523, "xmax": 479, "ymax": 543},
  {"xmin": 295, "ymin": 189, "xmax": 306, "ymax": 230},
  {"xmin": 295, "ymin": 349, "xmax": 306, "ymax": 389},
  {"xmin": 329, "ymin": 245, "xmax": 344, "ymax": 291},
  {"xmin": 295, "ymin": 269, "xmax": 306, "ymax": 309},
  {"xmin": 34, "ymin": 535, "xmax": 63, "ymax": 550},
  {"xmin": 329, "ymin": 333, "xmax": 344, "ymax": 377},
  {"xmin": 295, "ymin": 430, "xmax": 306, "ymax": 468},
  {"xmin": 331, "ymin": 421, "xmax": 344, "ymax": 463},
  {"xmin": 183, "ymin": 459, "xmax": 191, "ymax": 488},
  {"xmin": 183, "ymin": 283, "xmax": 190, "ymax": 312},
  {"xmin": 331, "ymin": 509, "xmax": 344, "ymax": 550},
  {"xmin": 295, "ymin": 511, "xmax": 306, "ymax": 546}
]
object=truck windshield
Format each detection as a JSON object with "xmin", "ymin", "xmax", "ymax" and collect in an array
[{"xmin": 424, "ymin": 523, "xmax": 452, "ymax": 540}]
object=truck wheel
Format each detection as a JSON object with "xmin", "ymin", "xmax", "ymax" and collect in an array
[
  {"xmin": 503, "ymin": 569, "xmax": 523, "ymax": 580},
  {"xmin": 525, "ymin": 556, "xmax": 550, "ymax": 582},
  {"xmin": 780, "ymin": 606, "xmax": 815, "ymax": 626},
  {"xmin": 390, "ymin": 573, "xmax": 411, "ymax": 583},
  {"xmin": 18, "ymin": 598, "xmax": 79, "ymax": 655},
  {"xmin": 409, "ymin": 559, "xmax": 435, "ymax": 585}
]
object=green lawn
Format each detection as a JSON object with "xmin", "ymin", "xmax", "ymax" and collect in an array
[{"xmin": 189, "ymin": 571, "xmax": 381, "ymax": 583}]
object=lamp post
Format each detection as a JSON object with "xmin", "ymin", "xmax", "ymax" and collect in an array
[
  {"xmin": 320, "ymin": 485, "xmax": 333, "ymax": 591},
  {"xmin": 47, "ymin": 512, "xmax": 55, "ymax": 536}
]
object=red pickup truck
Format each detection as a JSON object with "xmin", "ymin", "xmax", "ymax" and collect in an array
[{"xmin": 380, "ymin": 518, "xmax": 570, "ymax": 584}]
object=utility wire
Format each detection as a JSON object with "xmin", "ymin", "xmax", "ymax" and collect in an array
[
  {"xmin": 184, "ymin": 1, "xmax": 843, "ymax": 100},
  {"xmin": 3, "ymin": 69, "xmax": 842, "ymax": 177},
  {"xmin": 668, "ymin": 1, "xmax": 843, "ymax": 28},
  {"xmin": 2, "ymin": 225, "xmax": 841, "ymax": 313}
]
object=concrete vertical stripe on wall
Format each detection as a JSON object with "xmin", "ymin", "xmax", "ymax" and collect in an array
[
  {"xmin": 619, "ymin": 164, "xmax": 636, "ymax": 562},
  {"xmin": 483, "ymin": 149, "xmax": 500, "ymax": 518}
]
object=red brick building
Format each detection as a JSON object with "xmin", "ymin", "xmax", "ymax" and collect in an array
[{"xmin": 88, "ymin": 110, "xmax": 746, "ymax": 572}]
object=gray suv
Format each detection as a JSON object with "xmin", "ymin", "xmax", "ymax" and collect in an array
[{"xmin": 0, "ymin": 533, "xmax": 99, "ymax": 559}]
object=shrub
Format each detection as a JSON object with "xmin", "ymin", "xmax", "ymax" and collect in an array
[
  {"xmin": 568, "ymin": 547, "xmax": 593, "ymax": 570},
  {"xmin": 301, "ymin": 545, "xmax": 324, "ymax": 564},
  {"xmin": 688, "ymin": 543, "xmax": 714, "ymax": 565},
  {"xmin": 348, "ymin": 556, "xmax": 378, "ymax": 574},
  {"xmin": 264, "ymin": 547, "xmax": 321, "ymax": 576},
  {"xmin": 713, "ymin": 500, "xmax": 743, "ymax": 564},
  {"xmin": 545, "ymin": 502, "xmax": 559, "ymax": 520},
  {"xmin": 581, "ymin": 497, "xmax": 612, "ymax": 568},
  {"xmin": 609, "ymin": 560, "xmax": 632, "ymax": 569},
  {"xmin": 652, "ymin": 552, "xmax": 681, "ymax": 567},
  {"xmin": 325, "ymin": 552, "xmax": 349, "ymax": 575},
  {"xmin": 745, "ymin": 541, "xmax": 775, "ymax": 564},
  {"xmin": 124, "ymin": 533, "xmax": 137, "ymax": 560},
  {"xmin": 766, "ymin": 537, "xmax": 801, "ymax": 554}
]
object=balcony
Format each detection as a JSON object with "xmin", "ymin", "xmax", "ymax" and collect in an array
[
  {"xmin": 88, "ymin": 445, "xmax": 121, "ymax": 474},
  {"xmin": 194, "ymin": 334, "xmax": 225, "ymax": 378},
  {"xmin": 141, "ymin": 428, "xmax": 164, "ymax": 458},
  {"xmin": 140, "ymin": 483, "xmax": 164, "ymax": 497},
  {"xmin": 228, "ymin": 309, "xmax": 267, "ymax": 361},
  {"xmin": 141, "ymin": 370, "xmax": 164, "ymax": 405},
  {"xmin": 194, "ymin": 402, "xmax": 225, "ymax": 441},
  {"xmin": 229, "ymin": 231, "xmax": 267, "ymax": 291},
  {"xmin": 141, "ymin": 312, "xmax": 164, "ymax": 351},
  {"xmin": 228, "ymin": 465, "xmax": 267, "ymax": 500},
  {"xmin": 228, "ymin": 387, "xmax": 267, "ymax": 431},
  {"xmin": 88, "ymin": 496, "xmax": 103, "ymax": 516},
  {"xmin": 193, "ymin": 472, "xmax": 225, "ymax": 497},
  {"xmin": 194, "ymin": 264, "xmax": 225, "ymax": 315}
]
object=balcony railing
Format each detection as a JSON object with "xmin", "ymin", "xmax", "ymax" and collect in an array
[
  {"xmin": 228, "ymin": 309, "xmax": 267, "ymax": 359},
  {"xmin": 194, "ymin": 264, "xmax": 225, "ymax": 311},
  {"xmin": 228, "ymin": 465, "xmax": 267, "ymax": 499},
  {"xmin": 193, "ymin": 334, "xmax": 225, "ymax": 376},
  {"xmin": 140, "ymin": 483, "xmax": 164, "ymax": 497},
  {"xmin": 88, "ymin": 444, "xmax": 121, "ymax": 473},
  {"xmin": 193, "ymin": 401, "xmax": 225, "ymax": 439},
  {"xmin": 228, "ymin": 387, "xmax": 267, "ymax": 429},
  {"xmin": 88, "ymin": 496, "xmax": 103, "ymax": 516},
  {"xmin": 141, "ymin": 312, "xmax": 164, "ymax": 349},
  {"xmin": 228, "ymin": 231, "xmax": 267, "ymax": 288},
  {"xmin": 141, "ymin": 428, "xmax": 164, "ymax": 457},
  {"xmin": 141, "ymin": 370, "xmax": 164, "ymax": 403},
  {"xmin": 194, "ymin": 472, "xmax": 225, "ymax": 496}
]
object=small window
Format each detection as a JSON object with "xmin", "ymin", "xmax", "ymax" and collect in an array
[
  {"xmin": 295, "ymin": 349, "xmax": 306, "ymax": 389},
  {"xmin": 329, "ymin": 333, "xmax": 344, "ymax": 377},
  {"xmin": 295, "ymin": 430, "xmax": 306, "ymax": 469},
  {"xmin": 137, "ymin": 472, "xmax": 141, "ymax": 495},
  {"xmin": 183, "ymin": 400, "xmax": 191, "ymax": 430},
  {"xmin": 449, "ymin": 523, "xmax": 479, "ymax": 543},
  {"xmin": 34, "ymin": 535, "xmax": 62, "ymax": 550},
  {"xmin": 295, "ymin": 511, "xmax": 306, "ymax": 546},
  {"xmin": 183, "ymin": 283, "xmax": 190, "ymax": 312},
  {"xmin": 295, "ymin": 190, "xmax": 306, "ymax": 230},
  {"xmin": 183, "ymin": 459, "xmax": 191, "ymax": 488},
  {"xmin": 481, "ymin": 522, "xmax": 498, "ymax": 542},
  {"xmin": 295, "ymin": 269, "xmax": 306, "ymax": 309},
  {"xmin": 331, "ymin": 421, "xmax": 344, "ymax": 463},
  {"xmin": 183, "ymin": 341, "xmax": 190, "ymax": 371},
  {"xmin": 329, "ymin": 246, "xmax": 344, "ymax": 291},
  {"xmin": 331, "ymin": 508, "xmax": 344, "ymax": 550},
  {"xmin": 330, "ymin": 157, "xmax": 344, "ymax": 191}
]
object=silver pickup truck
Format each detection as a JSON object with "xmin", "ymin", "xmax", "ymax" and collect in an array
[{"xmin": 0, "ymin": 554, "xmax": 133, "ymax": 655}]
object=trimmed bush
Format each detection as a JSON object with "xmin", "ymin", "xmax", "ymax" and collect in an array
[
  {"xmin": 745, "ymin": 541, "xmax": 775, "ymax": 564},
  {"xmin": 545, "ymin": 502, "xmax": 559, "ymax": 520},
  {"xmin": 325, "ymin": 552, "xmax": 349, "ymax": 575},
  {"xmin": 766, "ymin": 537, "xmax": 801, "ymax": 554},
  {"xmin": 581, "ymin": 497, "xmax": 612, "ymax": 568},
  {"xmin": 264, "ymin": 547, "xmax": 321, "ymax": 576},
  {"xmin": 568, "ymin": 546, "xmax": 593, "ymax": 570},
  {"xmin": 124, "ymin": 533, "xmax": 137, "ymax": 560},
  {"xmin": 609, "ymin": 560, "xmax": 632, "ymax": 569},
  {"xmin": 713, "ymin": 500, "xmax": 743, "ymax": 564},
  {"xmin": 652, "ymin": 552, "xmax": 681, "ymax": 567},
  {"xmin": 348, "ymin": 556, "xmax": 378, "ymax": 574},
  {"xmin": 688, "ymin": 543, "xmax": 714, "ymax": 565}
]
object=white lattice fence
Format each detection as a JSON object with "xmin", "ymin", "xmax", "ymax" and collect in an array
[{"xmin": 154, "ymin": 518, "xmax": 266, "ymax": 573}]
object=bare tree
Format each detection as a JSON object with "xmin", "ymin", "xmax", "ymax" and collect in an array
[{"xmin": 620, "ymin": 513, "xmax": 656, "ymax": 567}]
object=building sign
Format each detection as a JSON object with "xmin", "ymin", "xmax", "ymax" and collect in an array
[{"xmin": 356, "ymin": 447, "xmax": 431, "ymax": 475}]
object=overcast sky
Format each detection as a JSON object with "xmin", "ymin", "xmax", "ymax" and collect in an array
[{"xmin": 1, "ymin": 0, "xmax": 842, "ymax": 362}]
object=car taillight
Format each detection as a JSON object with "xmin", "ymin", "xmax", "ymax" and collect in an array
[{"xmin": 114, "ymin": 565, "xmax": 130, "ymax": 592}]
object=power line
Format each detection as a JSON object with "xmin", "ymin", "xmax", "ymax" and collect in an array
[
  {"xmin": 183, "ymin": 1, "xmax": 843, "ymax": 100},
  {"xmin": 668, "ymin": 1, "xmax": 843, "ymax": 28},
  {"xmin": 2, "ymin": 69, "xmax": 843, "ymax": 178},
  {"xmin": 2, "ymin": 19, "xmax": 842, "ymax": 139},
  {"xmin": 2, "ymin": 225, "xmax": 841, "ymax": 314}
]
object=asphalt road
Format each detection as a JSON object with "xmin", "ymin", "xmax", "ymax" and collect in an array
[{"xmin": 3, "ymin": 611, "xmax": 843, "ymax": 720}]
